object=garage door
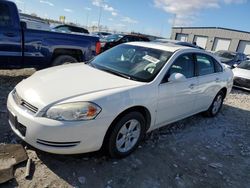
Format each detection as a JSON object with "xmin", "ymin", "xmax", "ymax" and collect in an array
[
  {"xmin": 194, "ymin": 36, "xmax": 208, "ymax": 49},
  {"xmin": 176, "ymin": 34, "xmax": 188, "ymax": 42},
  {"xmin": 213, "ymin": 38, "xmax": 231, "ymax": 51},
  {"xmin": 237, "ymin": 41, "xmax": 250, "ymax": 55}
]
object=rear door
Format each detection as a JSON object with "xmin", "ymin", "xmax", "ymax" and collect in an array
[
  {"xmin": 194, "ymin": 53, "xmax": 224, "ymax": 111},
  {"xmin": 0, "ymin": 2, "xmax": 22, "ymax": 66}
]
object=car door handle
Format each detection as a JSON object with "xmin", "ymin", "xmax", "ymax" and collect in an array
[
  {"xmin": 189, "ymin": 83, "xmax": 195, "ymax": 89},
  {"xmin": 3, "ymin": 32, "xmax": 16, "ymax": 37}
]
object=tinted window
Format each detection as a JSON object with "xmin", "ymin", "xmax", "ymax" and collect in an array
[
  {"xmin": 121, "ymin": 36, "xmax": 134, "ymax": 42},
  {"xmin": 167, "ymin": 54, "xmax": 195, "ymax": 79},
  {"xmin": 70, "ymin": 27, "xmax": 89, "ymax": 34},
  {"xmin": 215, "ymin": 51, "xmax": 235, "ymax": 60},
  {"xmin": 0, "ymin": 4, "xmax": 12, "ymax": 27},
  {"xmin": 139, "ymin": 37, "xmax": 150, "ymax": 42},
  {"xmin": 238, "ymin": 61, "xmax": 250, "ymax": 70},
  {"xmin": 196, "ymin": 54, "xmax": 215, "ymax": 76},
  {"xmin": 106, "ymin": 34, "xmax": 124, "ymax": 42}
]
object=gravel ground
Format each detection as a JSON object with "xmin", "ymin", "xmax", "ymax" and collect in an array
[{"xmin": 0, "ymin": 69, "xmax": 250, "ymax": 188}]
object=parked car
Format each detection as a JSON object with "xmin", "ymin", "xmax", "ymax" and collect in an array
[
  {"xmin": 214, "ymin": 50, "xmax": 247, "ymax": 68},
  {"xmin": 53, "ymin": 24, "xmax": 89, "ymax": 34},
  {"xmin": 233, "ymin": 60, "xmax": 250, "ymax": 91},
  {"xmin": 101, "ymin": 34, "xmax": 150, "ymax": 52},
  {"xmin": 7, "ymin": 42, "xmax": 233, "ymax": 158},
  {"xmin": 153, "ymin": 39, "xmax": 204, "ymax": 50},
  {"xmin": 0, "ymin": 1, "xmax": 99, "ymax": 68},
  {"xmin": 92, "ymin": 31, "xmax": 112, "ymax": 39}
]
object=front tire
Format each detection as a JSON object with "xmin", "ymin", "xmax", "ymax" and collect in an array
[
  {"xmin": 204, "ymin": 91, "xmax": 224, "ymax": 117},
  {"xmin": 107, "ymin": 112, "xmax": 146, "ymax": 158}
]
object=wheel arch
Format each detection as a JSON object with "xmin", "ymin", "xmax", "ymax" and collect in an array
[
  {"xmin": 51, "ymin": 48, "xmax": 84, "ymax": 63},
  {"xmin": 102, "ymin": 105, "xmax": 152, "ymax": 146},
  {"xmin": 220, "ymin": 87, "xmax": 227, "ymax": 99}
]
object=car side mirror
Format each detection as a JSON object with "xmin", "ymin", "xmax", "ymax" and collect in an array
[
  {"xmin": 168, "ymin": 73, "xmax": 187, "ymax": 83},
  {"xmin": 20, "ymin": 21, "xmax": 27, "ymax": 30}
]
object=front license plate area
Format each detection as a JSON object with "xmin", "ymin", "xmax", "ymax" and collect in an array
[
  {"xmin": 8, "ymin": 110, "xmax": 17, "ymax": 128},
  {"xmin": 8, "ymin": 110, "xmax": 26, "ymax": 137}
]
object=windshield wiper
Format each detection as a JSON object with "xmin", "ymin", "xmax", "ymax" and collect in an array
[{"xmin": 100, "ymin": 67, "xmax": 133, "ymax": 80}]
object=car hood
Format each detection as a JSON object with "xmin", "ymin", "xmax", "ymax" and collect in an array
[
  {"xmin": 233, "ymin": 68, "xmax": 250, "ymax": 80},
  {"xmin": 15, "ymin": 63, "xmax": 140, "ymax": 110}
]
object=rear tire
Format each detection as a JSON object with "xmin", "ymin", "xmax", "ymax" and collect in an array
[
  {"xmin": 204, "ymin": 91, "xmax": 224, "ymax": 117},
  {"xmin": 107, "ymin": 112, "xmax": 146, "ymax": 158},
  {"xmin": 52, "ymin": 55, "xmax": 77, "ymax": 66}
]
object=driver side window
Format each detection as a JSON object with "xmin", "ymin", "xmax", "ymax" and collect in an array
[{"xmin": 162, "ymin": 54, "xmax": 195, "ymax": 83}]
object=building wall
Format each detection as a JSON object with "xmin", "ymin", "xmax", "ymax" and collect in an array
[{"xmin": 171, "ymin": 27, "xmax": 250, "ymax": 52}]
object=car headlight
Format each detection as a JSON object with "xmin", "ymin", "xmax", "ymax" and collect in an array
[{"xmin": 45, "ymin": 102, "xmax": 101, "ymax": 121}]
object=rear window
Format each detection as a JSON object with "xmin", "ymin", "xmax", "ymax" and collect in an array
[{"xmin": 0, "ymin": 4, "xmax": 12, "ymax": 27}]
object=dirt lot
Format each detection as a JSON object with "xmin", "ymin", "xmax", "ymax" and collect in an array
[{"xmin": 0, "ymin": 69, "xmax": 250, "ymax": 188}]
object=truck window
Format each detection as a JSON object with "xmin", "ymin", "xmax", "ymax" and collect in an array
[{"xmin": 0, "ymin": 4, "xmax": 12, "ymax": 27}]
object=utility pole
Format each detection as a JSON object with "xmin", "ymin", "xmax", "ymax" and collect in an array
[
  {"xmin": 172, "ymin": 14, "xmax": 176, "ymax": 28},
  {"xmin": 97, "ymin": 0, "xmax": 103, "ymax": 31},
  {"xmin": 86, "ymin": 11, "xmax": 89, "ymax": 27}
]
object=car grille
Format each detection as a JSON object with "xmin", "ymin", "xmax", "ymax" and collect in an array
[
  {"xmin": 234, "ymin": 77, "xmax": 250, "ymax": 89},
  {"xmin": 12, "ymin": 90, "xmax": 38, "ymax": 114}
]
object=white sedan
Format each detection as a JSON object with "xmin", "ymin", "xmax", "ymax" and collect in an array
[
  {"xmin": 7, "ymin": 42, "xmax": 233, "ymax": 158},
  {"xmin": 233, "ymin": 60, "xmax": 250, "ymax": 91}
]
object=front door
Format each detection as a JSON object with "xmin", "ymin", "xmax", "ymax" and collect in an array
[{"xmin": 155, "ymin": 53, "xmax": 198, "ymax": 128}]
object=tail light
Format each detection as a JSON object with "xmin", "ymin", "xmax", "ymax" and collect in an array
[{"xmin": 96, "ymin": 41, "xmax": 101, "ymax": 55}]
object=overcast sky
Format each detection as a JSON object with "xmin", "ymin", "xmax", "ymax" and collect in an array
[{"xmin": 12, "ymin": 0, "xmax": 250, "ymax": 37}]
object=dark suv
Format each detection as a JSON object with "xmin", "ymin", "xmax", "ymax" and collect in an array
[{"xmin": 101, "ymin": 34, "xmax": 150, "ymax": 52}]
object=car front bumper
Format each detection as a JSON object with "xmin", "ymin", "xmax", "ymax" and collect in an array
[
  {"xmin": 233, "ymin": 77, "xmax": 250, "ymax": 91},
  {"xmin": 7, "ymin": 92, "xmax": 114, "ymax": 154}
]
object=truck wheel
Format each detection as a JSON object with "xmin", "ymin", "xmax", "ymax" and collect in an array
[{"xmin": 52, "ymin": 55, "xmax": 77, "ymax": 66}]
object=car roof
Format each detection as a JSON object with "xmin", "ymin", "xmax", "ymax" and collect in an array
[
  {"xmin": 126, "ymin": 42, "xmax": 193, "ymax": 53},
  {"xmin": 154, "ymin": 39, "xmax": 203, "ymax": 49}
]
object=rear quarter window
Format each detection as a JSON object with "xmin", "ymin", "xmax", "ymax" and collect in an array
[
  {"xmin": 0, "ymin": 4, "xmax": 12, "ymax": 27},
  {"xmin": 212, "ymin": 57, "xmax": 223, "ymax": 72}
]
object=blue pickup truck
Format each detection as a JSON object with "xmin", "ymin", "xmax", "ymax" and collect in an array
[{"xmin": 0, "ymin": 1, "xmax": 100, "ymax": 68}]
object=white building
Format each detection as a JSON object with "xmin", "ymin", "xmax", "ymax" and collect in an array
[{"xmin": 171, "ymin": 27, "xmax": 250, "ymax": 54}]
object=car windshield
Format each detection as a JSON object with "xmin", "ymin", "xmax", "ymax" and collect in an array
[
  {"xmin": 90, "ymin": 44, "xmax": 173, "ymax": 82},
  {"xmin": 237, "ymin": 61, "xmax": 250, "ymax": 70},
  {"xmin": 106, "ymin": 34, "xmax": 124, "ymax": 42},
  {"xmin": 215, "ymin": 51, "xmax": 236, "ymax": 60}
]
